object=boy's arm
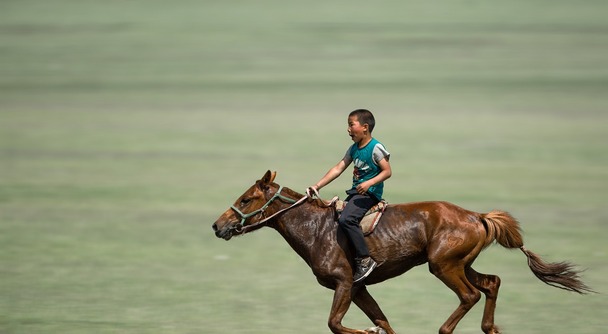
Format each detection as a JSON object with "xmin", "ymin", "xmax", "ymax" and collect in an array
[
  {"xmin": 355, "ymin": 157, "xmax": 392, "ymax": 195},
  {"xmin": 311, "ymin": 158, "xmax": 350, "ymax": 192}
]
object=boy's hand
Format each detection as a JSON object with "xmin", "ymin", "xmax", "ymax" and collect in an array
[
  {"xmin": 356, "ymin": 181, "xmax": 371, "ymax": 194},
  {"xmin": 306, "ymin": 186, "xmax": 319, "ymax": 198}
]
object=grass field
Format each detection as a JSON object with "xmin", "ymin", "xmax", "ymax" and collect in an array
[{"xmin": 1, "ymin": 1, "xmax": 607, "ymax": 333}]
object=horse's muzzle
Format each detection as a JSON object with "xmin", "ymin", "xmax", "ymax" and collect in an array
[{"xmin": 212, "ymin": 222, "xmax": 235, "ymax": 241}]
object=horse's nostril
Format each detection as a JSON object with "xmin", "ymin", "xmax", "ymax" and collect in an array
[{"xmin": 212, "ymin": 223, "xmax": 218, "ymax": 232}]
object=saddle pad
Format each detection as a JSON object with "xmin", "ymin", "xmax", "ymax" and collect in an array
[{"xmin": 335, "ymin": 200, "xmax": 388, "ymax": 235}]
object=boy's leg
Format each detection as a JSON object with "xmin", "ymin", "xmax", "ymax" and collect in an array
[
  {"xmin": 339, "ymin": 194, "xmax": 379, "ymax": 283},
  {"xmin": 339, "ymin": 194, "xmax": 378, "ymax": 258}
]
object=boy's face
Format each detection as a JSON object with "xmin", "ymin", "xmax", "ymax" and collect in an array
[{"xmin": 347, "ymin": 115, "xmax": 369, "ymax": 144}]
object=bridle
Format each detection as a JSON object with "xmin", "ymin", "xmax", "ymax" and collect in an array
[{"xmin": 230, "ymin": 185, "xmax": 308, "ymax": 233}]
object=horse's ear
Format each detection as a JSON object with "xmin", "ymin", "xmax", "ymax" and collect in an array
[{"xmin": 260, "ymin": 170, "xmax": 277, "ymax": 187}]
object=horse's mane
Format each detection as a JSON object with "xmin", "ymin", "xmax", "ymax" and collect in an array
[
  {"xmin": 279, "ymin": 185, "xmax": 337, "ymax": 209},
  {"xmin": 278, "ymin": 185, "xmax": 304, "ymax": 199}
]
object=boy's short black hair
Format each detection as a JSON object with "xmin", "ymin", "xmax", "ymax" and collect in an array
[{"xmin": 349, "ymin": 109, "xmax": 376, "ymax": 133}]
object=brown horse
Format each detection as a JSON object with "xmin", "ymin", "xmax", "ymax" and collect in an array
[{"xmin": 212, "ymin": 171, "xmax": 591, "ymax": 334}]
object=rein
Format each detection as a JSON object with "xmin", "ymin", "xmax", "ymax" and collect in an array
[{"xmin": 231, "ymin": 186, "xmax": 308, "ymax": 233}]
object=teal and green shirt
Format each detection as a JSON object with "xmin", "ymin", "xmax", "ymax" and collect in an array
[{"xmin": 343, "ymin": 138, "xmax": 390, "ymax": 200}]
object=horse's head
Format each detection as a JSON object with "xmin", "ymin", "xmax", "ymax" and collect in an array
[{"xmin": 212, "ymin": 170, "xmax": 279, "ymax": 240}]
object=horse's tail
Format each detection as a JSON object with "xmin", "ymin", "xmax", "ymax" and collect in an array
[
  {"xmin": 482, "ymin": 210, "xmax": 593, "ymax": 294},
  {"xmin": 481, "ymin": 210, "xmax": 524, "ymax": 249}
]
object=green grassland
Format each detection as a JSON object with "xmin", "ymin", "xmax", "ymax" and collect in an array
[{"xmin": 1, "ymin": 1, "xmax": 607, "ymax": 333}]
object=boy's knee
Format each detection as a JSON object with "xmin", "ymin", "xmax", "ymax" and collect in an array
[
  {"xmin": 338, "ymin": 214, "xmax": 358, "ymax": 227},
  {"xmin": 337, "ymin": 217, "xmax": 349, "ymax": 229}
]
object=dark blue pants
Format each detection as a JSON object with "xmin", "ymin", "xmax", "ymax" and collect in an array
[{"xmin": 338, "ymin": 192, "xmax": 379, "ymax": 259}]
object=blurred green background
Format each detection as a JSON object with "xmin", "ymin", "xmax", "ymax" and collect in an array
[{"xmin": 1, "ymin": 1, "xmax": 606, "ymax": 333}]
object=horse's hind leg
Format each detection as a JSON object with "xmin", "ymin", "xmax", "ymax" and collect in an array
[
  {"xmin": 429, "ymin": 262, "xmax": 481, "ymax": 334},
  {"xmin": 352, "ymin": 286, "xmax": 396, "ymax": 334},
  {"xmin": 465, "ymin": 267, "xmax": 501, "ymax": 334}
]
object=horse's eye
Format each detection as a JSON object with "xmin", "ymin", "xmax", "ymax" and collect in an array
[{"xmin": 240, "ymin": 198, "xmax": 251, "ymax": 206}]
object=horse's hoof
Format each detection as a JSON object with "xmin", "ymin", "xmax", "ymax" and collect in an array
[{"xmin": 365, "ymin": 326, "xmax": 387, "ymax": 334}]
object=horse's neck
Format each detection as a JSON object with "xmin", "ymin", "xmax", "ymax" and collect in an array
[{"xmin": 271, "ymin": 203, "xmax": 335, "ymax": 262}]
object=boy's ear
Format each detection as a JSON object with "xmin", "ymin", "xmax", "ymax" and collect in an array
[
  {"xmin": 260, "ymin": 170, "xmax": 277, "ymax": 187},
  {"xmin": 362, "ymin": 122, "xmax": 370, "ymax": 133}
]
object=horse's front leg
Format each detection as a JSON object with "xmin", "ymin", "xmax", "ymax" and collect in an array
[
  {"xmin": 328, "ymin": 283, "xmax": 368, "ymax": 334},
  {"xmin": 352, "ymin": 287, "xmax": 395, "ymax": 334}
]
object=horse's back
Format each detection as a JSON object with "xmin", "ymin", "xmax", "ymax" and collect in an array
[
  {"xmin": 365, "ymin": 201, "xmax": 486, "ymax": 284},
  {"xmin": 365, "ymin": 202, "xmax": 444, "ymax": 275},
  {"xmin": 388, "ymin": 200, "xmax": 483, "ymax": 231}
]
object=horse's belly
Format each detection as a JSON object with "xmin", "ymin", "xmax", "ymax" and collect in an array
[{"xmin": 366, "ymin": 253, "xmax": 428, "ymax": 285}]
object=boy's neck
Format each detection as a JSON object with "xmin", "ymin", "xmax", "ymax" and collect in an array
[{"xmin": 357, "ymin": 136, "xmax": 373, "ymax": 148}]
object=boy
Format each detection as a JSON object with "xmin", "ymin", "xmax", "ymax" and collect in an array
[{"xmin": 307, "ymin": 109, "xmax": 391, "ymax": 283}]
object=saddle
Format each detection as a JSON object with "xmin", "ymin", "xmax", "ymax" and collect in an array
[{"xmin": 334, "ymin": 199, "xmax": 388, "ymax": 235}]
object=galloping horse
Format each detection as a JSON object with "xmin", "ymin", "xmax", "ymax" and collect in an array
[{"xmin": 212, "ymin": 171, "xmax": 591, "ymax": 334}]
